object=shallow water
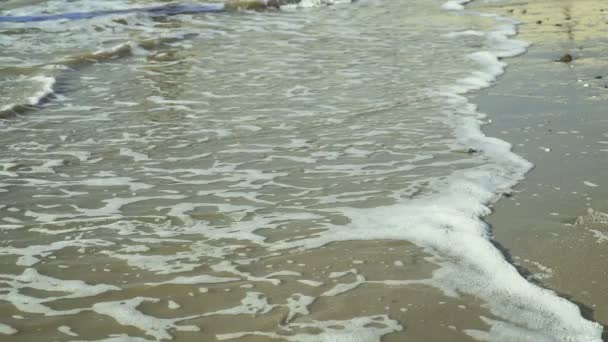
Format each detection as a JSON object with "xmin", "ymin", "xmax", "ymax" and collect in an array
[{"xmin": 0, "ymin": 0, "xmax": 603, "ymax": 340}]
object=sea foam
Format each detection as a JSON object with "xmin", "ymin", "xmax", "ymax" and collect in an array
[{"xmin": 0, "ymin": 0, "xmax": 603, "ymax": 340}]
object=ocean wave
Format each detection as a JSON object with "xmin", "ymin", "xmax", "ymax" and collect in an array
[
  {"xmin": 60, "ymin": 42, "xmax": 134, "ymax": 68},
  {"xmin": 0, "ymin": 3, "xmax": 225, "ymax": 23},
  {"xmin": 0, "ymin": 29, "xmax": 208, "ymax": 117},
  {"xmin": 0, "ymin": 41, "xmax": 135, "ymax": 118},
  {"xmin": 0, "ymin": 75, "xmax": 56, "ymax": 118},
  {"xmin": 0, "ymin": 0, "xmax": 352, "ymax": 23}
]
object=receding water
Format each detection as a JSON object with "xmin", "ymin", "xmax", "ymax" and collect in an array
[{"xmin": 0, "ymin": 0, "xmax": 603, "ymax": 341}]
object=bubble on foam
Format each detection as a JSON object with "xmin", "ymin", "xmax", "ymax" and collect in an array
[
  {"xmin": 92, "ymin": 297, "xmax": 199, "ymax": 340},
  {"xmin": 217, "ymin": 315, "xmax": 402, "ymax": 341}
]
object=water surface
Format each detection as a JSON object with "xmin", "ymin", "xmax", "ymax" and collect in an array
[{"xmin": 0, "ymin": 0, "xmax": 602, "ymax": 340}]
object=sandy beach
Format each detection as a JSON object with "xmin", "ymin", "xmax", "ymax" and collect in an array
[{"xmin": 473, "ymin": 0, "xmax": 608, "ymax": 336}]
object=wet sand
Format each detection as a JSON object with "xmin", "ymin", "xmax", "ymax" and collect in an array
[{"xmin": 473, "ymin": 0, "xmax": 608, "ymax": 335}]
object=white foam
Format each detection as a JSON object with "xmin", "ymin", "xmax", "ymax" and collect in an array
[
  {"xmin": 147, "ymin": 274, "xmax": 239, "ymax": 285},
  {"xmin": 168, "ymin": 300, "xmax": 180, "ymax": 310},
  {"xmin": 285, "ymin": 294, "xmax": 315, "ymax": 322},
  {"xmin": 217, "ymin": 315, "xmax": 402, "ymax": 341},
  {"xmin": 106, "ymin": 240, "xmax": 241, "ymax": 275},
  {"xmin": 28, "ymin": 76, "xmax": 56, "ymax": 107},
  {"xmin": 119, "ymin": 148, "xmax": 150, "ymax": 162},
  {"xmin": 1, "ymin": 239, "xmax": 113, "ymax": 266},
  {"xmin": 1, "ymin": 0, "xmax": 603, "ymax": 340},
  {"xmin": 298, "ymin": 279, "xmax": 324, "ymax": 287},
  {"xmin": 92, "ymin": 297, "xmax": 199, "ymax": 340},
  {"xmin": 281, "ymin": 0, "xmax": 352, "ymax": 10},
  {"xmin": 76, "ymin": 335, "xmax": 150, "ymax": 342},
  {"xmin": 205, "ymin": 292, "xmax": 276, "ymax": 316},
  {"xmin": 444, "ymin": 30, "xmax": 485, "ymax": 38},
  {"xmin": 3, "ymin": 0, "xmax": 156, "ymax": 16},
  {"xmin": 329, "ymin": 269, "xmax": 357, "ymax": 278},
  {"xmin": 441, "ymin": 0, "xmax": 472, "ymax": 11},
  {"xmin": 589, "ymin": 230, "xmax": 608, "ymax": 243},
  {"xmin": 0, "ymin": 323, "xmax": 17, "ymax": 335},
  {"xmin": 265, "ymin": 270, "xmax": 302, "ymax": 277},
  {"xmin": 0, "ymin": 268, "xmax": 119, "ymax": 315},
  {"xmin": 322, "ymin": 274, "xmax": 366, "ymax": 297},
  {"xmin": 210, "ymin": 261, "xmax": 283, "ymax": 285},
  {"xmin": 58, "ymin": 325, "xmax": 78, "ymax": 336},
  {"xmin": 524, "ymin": 259, "xmax": 554, "ymax": 280}
]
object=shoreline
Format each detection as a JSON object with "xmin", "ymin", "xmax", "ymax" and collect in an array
[{"xmin": 472, "ymin": 0, "xmax": 608, "ymax": 335}]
